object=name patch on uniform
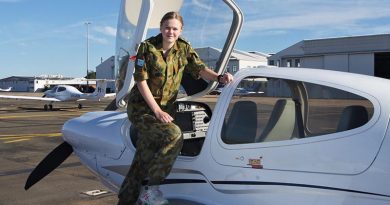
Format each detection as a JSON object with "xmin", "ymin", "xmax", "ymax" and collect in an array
[{"xmin": 136, "ymin": 59, "xmax": 145, "ymax": 67}]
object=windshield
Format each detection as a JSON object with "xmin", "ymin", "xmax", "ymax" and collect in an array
[{"xmin": 114, "ymin": 0, "xmax": 235, "ymax": 106}]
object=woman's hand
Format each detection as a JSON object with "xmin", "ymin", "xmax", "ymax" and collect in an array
[
  {"xmin": 154, "ymin": 109, "xmax": 174, "ymax": 123},
  {"xmin": 136, "ymin": 81, "xmax": 173, "ymax": 123},
  {"xmin": 199, "ymin": 69, "xmax": 234, "ymax": 85},
  {"xmin": 219, "ymin": 72, "xmax": 233, "ymax": 84}
]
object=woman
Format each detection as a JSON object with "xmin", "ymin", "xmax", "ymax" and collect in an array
[{"xmin": 117, "ymin": 11, "xmax": 233, "ymax": 205}]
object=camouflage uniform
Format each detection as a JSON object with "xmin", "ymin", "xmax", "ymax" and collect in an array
[{"xmin": 117, "ymin": 34, "xmax": 207, "ymax": 205}]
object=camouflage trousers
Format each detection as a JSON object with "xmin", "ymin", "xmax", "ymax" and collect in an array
[{"xmin": 117, "ymin": 112, "xmax": 183, "ymax": 205}]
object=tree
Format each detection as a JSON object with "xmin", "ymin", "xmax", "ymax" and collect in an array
[{"xmin": 85, "ymin": 70, "xmax": 96, "ymax": 79}]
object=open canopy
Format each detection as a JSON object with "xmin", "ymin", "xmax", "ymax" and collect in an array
[{"xmin": 114, "ymin": 0, "xmax": 243, "ymax": 107}]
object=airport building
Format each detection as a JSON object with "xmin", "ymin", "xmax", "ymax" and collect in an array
[
  {"xmin": 268, "ymin": 34, "xmax": 390, "ymax": 79},
  {"xmin": 0, "ymin": 75, "xmax": 95, "ymax": 92},
  {"xmin": 9, "ymin": 33, "xmax": 388, "ymax": 93},
  {"xmin": 195, "ymin": 47, "xmax": 270, "ymax": 74},
  {"xmin": 0, "ymin": 47, "xmax": 269, "ymax": 92},
  {"xmin": 94, "ymin": 47, "xmax": 269, "ymax": 91},
  {"xmin": 96, "ymin": 56, "xmax": 116, "ymax": 92}
]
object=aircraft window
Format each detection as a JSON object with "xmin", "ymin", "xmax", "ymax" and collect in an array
[
  {"xmin": 304, "ymin": 82, "xmax": 373, "ymax": 136},
  {"xmin": 221, "ymin": 77, "xmax": 373, "ymax": 145},
  {"xmin": 222, "ymin": 76, "xmax": 291, "ymax": 144},
  {"xmin": 57, "ymin": 87, "xmax": 66, "ymax": 92}
]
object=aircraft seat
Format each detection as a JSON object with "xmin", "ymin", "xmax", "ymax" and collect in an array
[
  {"xmin": 255, "ymin": 99, "xmax": 297, "ymax": 143},
  {"xmin": 336, "ymin": 105, "xmax": 369, "ymax": 132},
  {"xmin": 222, "ymin": 100, "xmax": 258, "ymax": 144}
]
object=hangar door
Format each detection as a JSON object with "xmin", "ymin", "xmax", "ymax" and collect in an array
[{"xmin": 375, "ymin": 52, "xmax": 390, "ymax": 79}]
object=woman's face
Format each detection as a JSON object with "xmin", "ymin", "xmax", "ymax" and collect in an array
[{"xmin": 160, "ymin": 18, "xmax": 182, "ymax": 46}]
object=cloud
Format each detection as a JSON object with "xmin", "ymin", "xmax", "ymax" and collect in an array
[
  {"xmin": 239, "ymin": 0, "xmax": 390, "ymax": 37},
  {"xmin": 88, "ymin": 34, "xmax": 108, "ymax": 45},
  {"xmin": 94, "ymin": 26, "xmax": 116, "ymax": 37},
  {"xmin": 190, "ymin": 0, "xmax": 213, "ymax": 11}
]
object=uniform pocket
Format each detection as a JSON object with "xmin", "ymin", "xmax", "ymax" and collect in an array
[
  {"xmin": 148, "ymin": 65, "xmax": 166, "ymax": 95},
  {"xmin": 178, "ymin": 56, "xmax": 188, "ymax": 70}
]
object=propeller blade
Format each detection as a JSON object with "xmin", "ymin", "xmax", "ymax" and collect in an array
[
  {"xmin": 24, "ymin": 141, "xmax": 73, "ymax": 190},
  {"xmin": 104, "ymin": 98, "xmax": 118, "ymax": 111}
]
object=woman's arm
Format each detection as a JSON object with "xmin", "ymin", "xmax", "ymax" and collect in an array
[
  {"xmin": 136, "ymin": 80, "xmax": 174, "ymax": 123},
  {"xmin": 199, "ymin": 68, "xmax": 233, "ymax": 84}
]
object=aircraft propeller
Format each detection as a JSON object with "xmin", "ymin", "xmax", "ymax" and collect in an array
[
  {"xmin": 104, "ymin": 98, "xmax": 118, "ymax": 111},
  {"xmin": 24, "ymin": 141, "xmax": 73, "ymax": 190}
]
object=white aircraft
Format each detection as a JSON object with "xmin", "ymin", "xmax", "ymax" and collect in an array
[
  {"xmin": 25, "ymin": 0, "xmax": 390, "ymax": 204},
  {"xmin": 0, "ymin": 87, "xmax": 12, "ymax": 92},
  {"xmin": 0, "ymin": 80, "xmax": 114, "ymax": 110}
]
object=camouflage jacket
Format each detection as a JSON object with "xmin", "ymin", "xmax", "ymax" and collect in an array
[{"xmin": 128, "ymin": 34, "xmax": 207, "ymax": 115}]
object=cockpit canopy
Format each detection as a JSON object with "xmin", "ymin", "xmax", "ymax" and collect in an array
[{"xmin": 114, "ymin": 0, "xmax": 242, "ymax": 107}]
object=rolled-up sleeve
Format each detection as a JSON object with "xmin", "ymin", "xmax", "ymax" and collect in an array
[
  {"xmin": 185, "ymin": 45, "xmax": 207, "ymax": 79},
  {"xmin": 133, "ymin": 43, "xmax": 149, "ymax": 82}
]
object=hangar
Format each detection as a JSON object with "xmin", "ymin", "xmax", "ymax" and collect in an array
[
  {"xmin": 268, "ymin": 34, "xmax": 390, "ymax": 79},
  {"xmin": 195, "ymin": 47, "xmax": 269, "ymax": 74},
  {"xmin": 0, "ymin": 75, "xmax": 96, "ymax": 92}
]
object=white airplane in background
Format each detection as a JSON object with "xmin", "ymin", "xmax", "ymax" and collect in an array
[
  {"xmin": 0, "ymin": 87, "xmax": 12, "ymax": 92},
  {"xmin": 24, "ymin": 0, "xmax": 390, "ymax": 204},
  {"xmin": 0, "ymin": 80, "xmax": 115, "ymax": 110}
]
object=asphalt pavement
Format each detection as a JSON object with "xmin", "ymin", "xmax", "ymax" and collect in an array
[{"xmin": 0, "ymin": 94, "xmax": 119, "ymax": 205}]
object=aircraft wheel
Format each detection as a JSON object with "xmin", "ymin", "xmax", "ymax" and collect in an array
[
  {"xmin": 78, "ymin": 104, "xmax": 83, "ymax": 109},
  {"xmin": 44, "ymin": 104, "xmax": 48, "ymax": 111},
  {"xmin": 49, "ymin": 104, "xmax": 53, "ymax": 110}
]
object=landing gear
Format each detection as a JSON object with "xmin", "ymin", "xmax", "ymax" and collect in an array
[
  {"xmin": 44, "ymin": 104, "xmax": 53, "ymax": 111},
  {"xmin": 78, "ymin": 104, "xmax": 83, "ymax": 109}
]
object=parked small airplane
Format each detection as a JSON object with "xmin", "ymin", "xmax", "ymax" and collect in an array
[
  {"xmin": 24, "ymin": 0, "xmax": 390, "ymax": 204},
  {"xmin": 0, "ymin": 80, "xmax": 114, "ymax": 110},
  {"xmin": 0, "ymin": 87, "xmax": 12, "ymax": 92}
]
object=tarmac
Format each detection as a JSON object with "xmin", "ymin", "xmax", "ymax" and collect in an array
[
  {"xmin": 0, "ymin": 93, "xmax": 219, "ymax": 205},
  {"xmin": 0, "ymin": 93, "xmax": 119, "ymax": 205}
]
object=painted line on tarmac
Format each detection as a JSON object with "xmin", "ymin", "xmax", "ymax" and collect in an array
[
  {"xmin": 0, "ymin": 133, "xmax": 62, "ymax": 138},
  {"xmin": 0, "ymin": 162, "xmax": 82, "ymax": 177},
  {"xmin": 0, "ymin": 111, "xmax": 88, "ymax": 119},
  {"xmin": 0, "ymin": 132, "xmax": 62, "ymax": 143},
  {"xmin": 4, "ymin": 138, "xmax": 31, "ymax": 143}
]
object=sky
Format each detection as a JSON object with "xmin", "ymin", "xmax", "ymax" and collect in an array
[{"xmin": 1, "ymin": 0, "xmax": 390, "ymax": 79}]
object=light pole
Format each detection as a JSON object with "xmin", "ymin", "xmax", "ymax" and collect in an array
[{"xmin": 85, "ymin": 22, "xmax": 91, "ymax": 90}]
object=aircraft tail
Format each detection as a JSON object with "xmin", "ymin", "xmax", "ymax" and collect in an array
[
  {"xmin": 81, "ymin": 80, "xmax": 114, "ymax": 101},
  {"xmin": 92, "ymin": 80, "xmax": 107, "ymax": 99}
]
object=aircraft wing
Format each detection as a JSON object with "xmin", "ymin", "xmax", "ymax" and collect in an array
[
  {"xmin": 0, "ymin": 87, "xmax": 12, "ymax": 92},
  {"xmin": 0, "ymin": 95, "xmax": 60, "ymax": 102},
  {"xmin": 75, "ymin": 93, "xmax": 115, "ymax": 102}
]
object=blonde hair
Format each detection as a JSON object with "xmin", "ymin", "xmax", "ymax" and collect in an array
[{"xmin": 160, "ymin": 11, "xmax": 183, "ymax": 28}]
